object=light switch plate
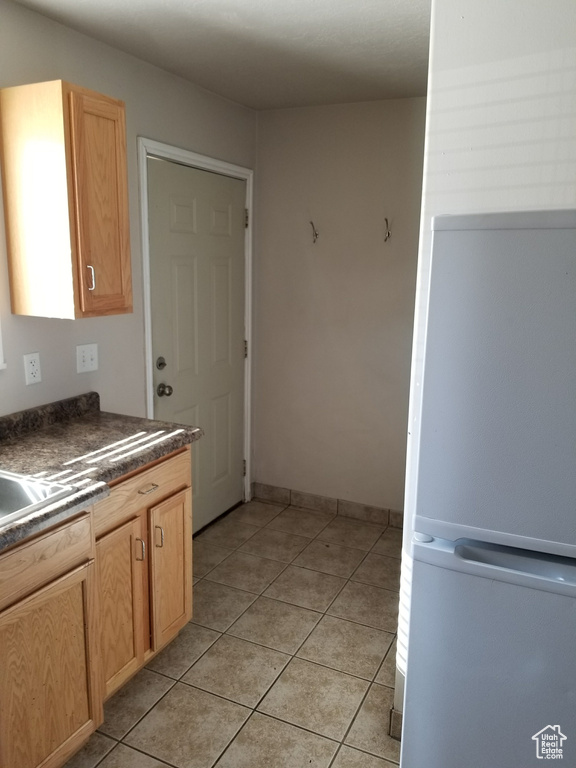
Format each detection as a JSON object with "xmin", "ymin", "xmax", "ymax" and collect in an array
[{"xmin": 76, "ymin": 343, "xmax": 98, "ymax": 373}]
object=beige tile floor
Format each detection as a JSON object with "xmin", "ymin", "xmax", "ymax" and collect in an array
[{"xmin": 66, "ymin": 499, "xmax": 402, "ymax": 768}]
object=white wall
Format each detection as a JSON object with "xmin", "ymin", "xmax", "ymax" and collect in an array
[
  {"xmin": 405, "ymin": 0, "xmax": 576, "ymax": 539},
  {"xmin": 254, "ymin": 100, "xmax": 426, "ymax": 510},
  {"xmin": 397, "ymin": 0, "xmax": 576, "ymax": 709},
  {"xmin": 0, "ymin": 0, "xmax": 257, "ymax": 417}
]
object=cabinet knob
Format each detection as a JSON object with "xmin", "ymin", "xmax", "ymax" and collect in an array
[{"xmin": 155, "ymin": 525, "xmax": 165, "ymax": 548}]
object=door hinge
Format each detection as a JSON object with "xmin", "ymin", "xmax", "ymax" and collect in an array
[
  {"xmin": 244, "ymin": 208, "xmax": 249, "ymax": 228},
  {"xmin": 244, "ymin": 339, "xmax": 248, "ymax": 358},
  {"xmin": 243, "ymin": 459, "xmax": 247, "ymax": 477}
]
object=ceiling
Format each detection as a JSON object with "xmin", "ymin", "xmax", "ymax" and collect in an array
[{"xmin": 10, "ymin": 0, "xmax": 431, "ymax": 110}]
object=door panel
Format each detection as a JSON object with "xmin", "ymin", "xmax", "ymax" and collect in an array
[
  {"xmin": 212, "ymin": 259, "xmax": 232, "ymax": 365},
  {"xmin": 148, "ymin": 158, "xmax": 246, "ymax": 531},
  {"xmin": 212, "ymin": 392, "xmax": 231, "ymax": 483},
  {"xmin": 173, "ymin": 257, "xmax": 198, "ymax": 374}
]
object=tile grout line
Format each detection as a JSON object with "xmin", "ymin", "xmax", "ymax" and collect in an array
[
  {"xmin": 179, "ymin": 642, "xmax": 291, "ymax": 711},
  {"xmin": 90, "ymin": 735, "xmax": 119, "ymax": 768},
  {"xmin": 112, "ymin": 504, "xmax": 400, "ymax": 766},
  {"xmin": 148, "ymin": 628, "xmax": 223, "ymax": 684},
  {"xmin": 192, "ymin": 506, "xmax": 397, "ymax": 761},
  {"xmin": 202, "ymin": 555, "xmax": 292, "ymax": 593},
  {"xmin": 175, "ymin": 617, "xmax": 397, "ymax": 695},
  {"xmin": 371, "ymin": 633, "xmax": 398, "ymax": 685},
  {"xmin": 98, "ymin": 740, "xmax": 179, "ymax": 768},
  {"xmin": 192, "ymin": 509, "xmax": 401, "ymax": 643},
  {"xmin": 186, "ymin": 524, "xmax": 399, "ymax": 760},
  {"xmin": 70, "ymin": 500, "xmax": 402, "ymax": 768},
  {"xmin": 237, "ymin": 708, "xmax": 343, "ymax": 746},
  {"xmin": 194, "ymin": 571, "xmax": 401, "ymax": 605},
  {"xmin": 106, "ymin": 675, "xmax": 179, "ymax": 744},
  {"xmin": 252, "ymin": 504, "xmax": 400, "ymax": 763}
]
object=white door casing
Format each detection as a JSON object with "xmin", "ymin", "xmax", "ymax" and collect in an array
[{"xmin": 139, "ymin": 139, "xmax": 253, "ymax": 530}]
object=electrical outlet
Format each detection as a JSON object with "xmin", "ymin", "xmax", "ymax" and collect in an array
[
  {"xmin": 23, "ymin": 352, "xmax": 42, "ymax": 385},
  {"xmin": 76, "ymin": 343, "xmax": 98, "ymax": 373}
]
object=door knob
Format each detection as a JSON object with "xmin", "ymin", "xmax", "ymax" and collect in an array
[{"xmin": 157, "ymin": 383, "xmax": 173, "ymax": 397}]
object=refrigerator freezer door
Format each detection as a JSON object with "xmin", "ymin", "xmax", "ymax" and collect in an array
[
  {"xmin": 401, "ymin": 555, "xmax": 576, "ymax": 768},
  {"xmin": 415, "ymin": 217, "xmax": 576, "ymax": 554}
]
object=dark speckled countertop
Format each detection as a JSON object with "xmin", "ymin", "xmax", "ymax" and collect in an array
[{"xmin": 0, "ymin": 392, "xmax": 202, "ymax": 552}]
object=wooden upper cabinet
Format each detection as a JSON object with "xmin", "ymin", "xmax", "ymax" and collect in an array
[{"xmin": 0, "ymin": 80, "xmax": 132, "ymax": 318}]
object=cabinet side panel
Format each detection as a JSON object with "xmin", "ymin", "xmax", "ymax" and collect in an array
[{"xmin": 0, "ymin": 80, "xmax": 75, "ymax": 318}]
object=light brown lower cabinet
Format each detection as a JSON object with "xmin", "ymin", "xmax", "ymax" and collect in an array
[
  {"xmin": 0, "ymin": 447, "xmax": 193, "ymax": 767},
  {"xmin": 0, "ymin": 559, "xmax": 102, "ymax": 768},
  {"xmin": 149, "ymin": 488, "xmax": 193, "ymax": 650},
  {"xmin": 96, "ymin": 516, "xmax": 146, "ymax": 696},
  {"xmin": 95, "ymin": 450, "xmax": 193, "ymax": 699}
]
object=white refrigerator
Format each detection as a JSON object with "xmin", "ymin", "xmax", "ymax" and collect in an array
[{"xmin": 401, "ymin": 210, "xmax": 576, "ymax": 768}]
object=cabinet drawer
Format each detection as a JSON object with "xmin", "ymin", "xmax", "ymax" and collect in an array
[
  {"xmin": 0, "ymin": 512, "xmax": 93, "ymax": 611},
  {"xmin": 94, "ymin": 450, "xmax": 191, "ymax": 538}
]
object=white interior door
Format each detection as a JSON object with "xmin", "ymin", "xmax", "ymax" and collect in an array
[{"xmin": 147, "ymin": 157, "xmax": 246, "ymax": 531}]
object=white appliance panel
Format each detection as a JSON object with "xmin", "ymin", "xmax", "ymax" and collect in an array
[
  {"xmin": 402, "ymin": 211, "xmax": 576, "ymax": 768},
  {"xmin": 416, "ymin": 219, "xmax": 576, "ymax": 552},
  {"xmin": 402, "ymin": 552, "xmax": 576, "ymax": 768}
]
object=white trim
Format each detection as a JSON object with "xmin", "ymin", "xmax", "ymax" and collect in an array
[
  {"xmin": 137, "ymin": 137, "xmax": 253, "ymax": 502},
  {"xmin": 0, "ymin": 320, "xmax": 6, "ymax": 370}
]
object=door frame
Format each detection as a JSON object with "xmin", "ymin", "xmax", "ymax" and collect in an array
[{"xmin": 138, "ymin": 137, "xmax": 253, "ymax": 502}]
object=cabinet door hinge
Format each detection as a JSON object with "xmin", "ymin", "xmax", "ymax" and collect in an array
[
  {"xmin": 244, "ymin": 208, "xmax": 249, "ymax": 228},
  {"xmin": 244, "ymin": 339, "xmax": 248, "ymax": 358},
  {"xmin": 243, "ymin": 459, "xmax": 247, "ymax": 477}
]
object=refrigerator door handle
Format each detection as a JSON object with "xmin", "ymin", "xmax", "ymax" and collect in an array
[{"xmin": 413, "ymin": 534, "xmax": 576, "ymax": 595}]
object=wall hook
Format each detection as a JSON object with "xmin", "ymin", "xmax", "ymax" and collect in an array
[
  {"xmin": 384, "ymin": 217, "xmax": 391, "ymax": 242},
  {"xmin": 310, "ymin": 221, "xmax": 319, "ymax": 244}
]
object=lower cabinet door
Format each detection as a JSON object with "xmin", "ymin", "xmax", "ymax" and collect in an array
[
  {"xmin": 149, "ymin": 488, "xmax": 192, "ymax": 651},
  {"xmin": 97, "ymin": 516, "xmax": 146, "ymax": 698},
  {"xmin": 0, "ymin": 561, "xmax": 102, "ymax": 768}
]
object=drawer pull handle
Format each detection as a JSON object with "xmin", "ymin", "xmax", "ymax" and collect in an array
[
  {"xmin": 155, "ymin": 525, "xmax": 165, "ymax": 548},
  {"xmin": 138, "ymin": 483, "xmax": 159, "ymax": 496},
  {"xmin": 135, "ymin": 538, "xmax": 146, "ymax": 561}
]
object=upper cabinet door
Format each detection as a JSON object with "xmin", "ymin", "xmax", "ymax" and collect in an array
[
  {"xmin": 0, "ymin": 80, "xmax": 133, "ymax": 319},
  {"xmin": 69, "ymin": 89, "xmax": 132, "ymax": 316}
]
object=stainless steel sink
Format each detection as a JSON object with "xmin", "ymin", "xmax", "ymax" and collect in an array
[{"xmin": 0, "ymin": 469, "xmax": 73, "ymax": 525}]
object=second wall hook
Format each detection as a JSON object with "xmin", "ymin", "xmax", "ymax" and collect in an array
[
  {"xmin": 384, "ymin": 217, "xmax": 391, "ymax": 242},
  {"xmin": 310, "ymin": 221, "xmax": 319, "ymax": 244}
]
